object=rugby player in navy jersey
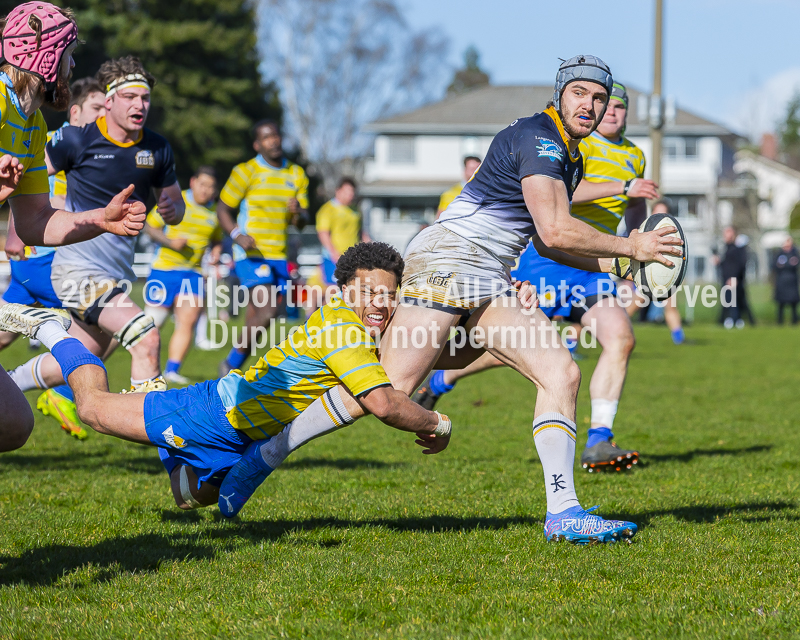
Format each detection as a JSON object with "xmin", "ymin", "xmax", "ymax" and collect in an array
[
  {"xmin": 7, "ymin": 55, "xmax": 184, "ymax": 402},
  {"xmin": 219, "ymin": 56, "xmax": 683, "ymax": 544}
]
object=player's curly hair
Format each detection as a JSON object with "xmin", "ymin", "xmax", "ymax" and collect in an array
[
  {"xmin": 96, "ymin": 56, "xmax": 156, "ymax": 94},
  {"xmin": 334, "ymin": 242, "xmax": 404, "ymax": 288}
]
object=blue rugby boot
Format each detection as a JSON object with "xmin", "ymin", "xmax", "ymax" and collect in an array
[
  {"xmin": 218, "ymin": 440, "xmax": 275, "ymax": 518},
  {"xmin": 544, "ymin": 505, "xmax": 637, "ymax": 545}
]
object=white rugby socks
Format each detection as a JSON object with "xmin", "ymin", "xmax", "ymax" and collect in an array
[
  {"xmin": 35, "ymin": 320, "xmax": 72, "ymax": 350},
  {"xmin": 260, "ymin": 386, "xmax": 355, "ymax": 468},
  {"xmin": 8, "ymin": 354, "xmax": 48, "ymax": 391},
  {"xmin": 532, "ymin": 412, "xmax": 580, "ymax": 515}
]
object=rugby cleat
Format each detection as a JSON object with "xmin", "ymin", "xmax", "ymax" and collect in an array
[
  {"xmin": 36, "ymin": 388, "xmax": 88, "ymax": 440},
  {"xmin": 581, "ymin": 438, "xmax": 639, "ymax": 472},
  {"xmin": 411, "ymin": 373, "xmax": 441, "ymax": 411},
  {"xmin": 217, "ymin": 440, "xmax": 275, "ymax": 518},
  {"xmin": 122, "ymin": 375, "xmax": 167, "ymax": 394},
  {"xmin": 0, "ymin": 303, "xmax": 70, "ymax": 338},
  {"xmin": 544, "ymin": 505, "xmax": 637, "ymax": 545}
]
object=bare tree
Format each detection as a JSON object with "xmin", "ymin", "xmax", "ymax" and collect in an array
[{"xmin": 257, "ymin": 0, "xmax": 449, "ymax": 190}]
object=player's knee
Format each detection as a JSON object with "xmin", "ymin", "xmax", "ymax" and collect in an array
[
  {"xmin": 114, "ymin": 312, "xmax": 159, "ymax": 354},
  {"xmin": 0, "ymin": 406, "xmax": 34, "ymax": 451},
  {"xmin": 606, "ymin": 325, "xmax": 636, "ymax": 357},
  {"xmin": 564, "ymin": 359, "xmax": 581, "ymax": 394}
]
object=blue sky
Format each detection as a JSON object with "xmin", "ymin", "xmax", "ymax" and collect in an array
[{"xmin": 403, "ymin": 0, "xmax": 800, "ymax": 139}]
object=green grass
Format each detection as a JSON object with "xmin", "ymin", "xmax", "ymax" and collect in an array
[{"xmin": 2, "ymin": 313, "xmax": 800, "ymax": 638}]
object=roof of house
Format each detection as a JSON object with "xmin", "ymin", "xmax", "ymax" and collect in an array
[{"xmin": 366, "ymin": 84, "xmax": 737, "ymax": 137}]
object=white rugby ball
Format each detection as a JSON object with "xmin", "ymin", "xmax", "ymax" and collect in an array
[{"xmin": 631, "ymin": 213, "xmax": 687, "ymax": 301}]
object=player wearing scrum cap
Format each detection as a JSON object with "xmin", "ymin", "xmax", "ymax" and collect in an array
[
  {"xmin": 0, "ymin": 3, "xmax": 147, "ymax": 453},
  {"xmin": 218, "ymin": 57, "xmax": 682, "ymax": 543},
  {"xmin": 7, "ymin": 55, "xmax": 184, "ymax": 409},
  {"xmin": 414, "ymin": 82, "xmax": 661, "ymax": 473}
]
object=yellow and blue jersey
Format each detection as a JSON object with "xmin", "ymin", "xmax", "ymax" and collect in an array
[
  {"xmin": 148, "ymin": 189, "xmax": 222, "ymax": 273},
  {"xmin": 216, "ymin": 295, "xmax": 391, "ymax": 441},
  {"xmin": 571, "ymin": 131, "xmax": 646, "ymax": 234},
  {"xmin": 219, "ymin": 156, "xmax": 309, "ymax": 261},
  {"xmin": 438, "ymin": 182, "xmax": 464, "ymax": 212},
  {"xmin": 0, "ymin": 72, "xmax": 49, "ymax": 200},
  {"xmin": 316, "ymin": 198, "xmax": 362, "ymax": 256}
]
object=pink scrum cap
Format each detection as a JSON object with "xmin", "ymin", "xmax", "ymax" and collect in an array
[{"xmin": 0, "ymin": 2, "xmax": 78, "ymax": 88}]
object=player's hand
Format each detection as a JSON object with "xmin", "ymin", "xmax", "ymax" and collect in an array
[
  {"xmin": 628, "ymin": 227, "xmax": 683, "ymax": 268},
  {"xmin": 103, "ymin": 184, "xmax": 147, "ymax": 237},
  {"xmin": 157, "ymin": 191, "xmax": 181, "ymax": 225},
  {"xmin": 287, "ymin": 197, "xmax": 300, "ymax": 215},
  {"xmin": 626, "ymin": 178, "xmax": 659, "ymax": 200},
  {"xmin": 170, "ymin": 237, "xmax": 188, "ymax": 252},
  {"xmin": 513, "ymin": 279, "xmax": 538, "ymax": 311},
  {"xmin": 0, "ymin": 154, "xmax": 24, "ymax": 201},
  {"xmin": 4, "ymin": 232, "xmax": 27, "ymax": 261},
  {"xmin": 415, "ymin": 431, "xmax": 450, "ymax": 454},
  {"xmin": 235, "ymin": 233, "xmax": 256, "ymax": 251}
]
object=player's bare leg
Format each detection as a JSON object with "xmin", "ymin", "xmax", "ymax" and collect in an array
[
  {"xmin": 97, "ymin": 295, "xmax": 161, "ymax": 385},
  {"xmin": 221, "ymin": 285, "xmax": 280, "ymax": 375},
  {"xmin": 664, "ymin": 294, "xmax": 685, "ymax": 344},
  {"xmin": 579, "ymin": 297, "xmax": 639, "ymax": 472},
  {"xmin": 170, "ymin": 295, "xmax": 203, "ymax": 365}
]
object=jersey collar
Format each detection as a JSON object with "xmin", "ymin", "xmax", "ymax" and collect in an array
[
  {"xmin": 0, "ymin": 72, "xmax": 29, "ymax": 121},
  {"xmin": 256, "ymin": 154, "xmax": 287, "ymax": 170},
  {"xmin": 591, "ymin": 130, "xmax": 626, "ymax": 147},
  {"xmin": 544, "ymin": 106, "xmax": 580, "ymax": 162},
  {"xmin": 96, "ymin": 115, "xmax": 144, "ymax": 147}
]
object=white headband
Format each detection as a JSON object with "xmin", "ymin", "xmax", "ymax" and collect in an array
[{"xmin": 106, "ymin": 73, "xmax": 151, "ymax": 98}]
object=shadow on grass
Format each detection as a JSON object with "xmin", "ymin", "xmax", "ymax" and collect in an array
[
  {"xmin": 605, "ymin": 500, "xmax": 797, "ymax": 530},
  {"xmin": 641, "ymin": 445, "xmax": 773, "ymax": 466},
  {"xmin": 0, "ymin": 450, "xmax": 163, "ymax": 475},
  {"xmin": 0, "ymin": 533, "xmax": 217, "ymax": 586},
  {"xmin": 282, "ymin": 458, "xmax": 405, "ymax": 471}
]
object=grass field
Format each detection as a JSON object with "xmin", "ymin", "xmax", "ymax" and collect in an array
[{"xmin": 2, "ymin": 296, "xmax": 800, "ymax": 638}]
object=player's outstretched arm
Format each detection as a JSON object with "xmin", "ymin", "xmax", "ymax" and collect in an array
[
  {"xmin": 10, "ymin": 185, "xmax": 147, "ymax": 247},
  {"xmin": 153, "ymin": 182, "xmax": 186, "ymax": 225},
  {"xmin": 523, "ymin": 175, "xmax": 682, "ymax": 267},
  {"xmin": 357, "ymin": 386, "xmax": 451, "ymax": 454},
  {"xmin": 0, "ymin": 154, "xmax": 24, "ymax": 202},
  {"xmin": 572, "ymin": 177, "xmax": 659, "ymax": 205},
  {"xmin": 217, "ymin": 200, "xmax": 256, "ymax": 251}
]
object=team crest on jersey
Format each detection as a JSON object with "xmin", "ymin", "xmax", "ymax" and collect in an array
[
  {"xmin": 162, "ymin": 425, "xmax": 187, "ymax": 449},
  {"xmin": 536, "ymin": 139, "xmax": 563, "ymax": 163},
  {"xmin": 427, "ymin": 271, "xmax": 454, "ymax": 288},
  {"xmin": 23, "ymin": 139, "xmax": 31, "ymax": 149},
  {"xmin": 255, "ymin": 264, "xmax": 272, "ymax": 278},
  {"xmin": 626, "ymin": 159, "xmax": 635, "ymax": 172},
  {"xmin": 51, "ymin": 129, "xmax": 62, "ymax": 145},
  {"xmin": 135, "ymin": 149, "xmax": 155, "ymax": 168}
]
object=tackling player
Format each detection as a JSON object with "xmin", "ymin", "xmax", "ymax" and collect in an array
[
  {"xmin": 218, "ymin": 57, "xmax": 682, "ymax": 543},
  {"xmin": 0, "ymin": 243, "xmax": 453, "ymax": 513},
  {"xmin": 144, "ymin": 166, "xmax": 222, "ymax": 384},
  {"xmin": 217, "ymin": 120, "xmax": 308, "ymax": 375},
  {"xmin": 436, "ymin": 155, "xmax": 481, "ymax": 218},
  {"xmin": 412, "ymin": 83, "xmax": 660, "ymax": 473},
  {"xmin": 0, "ymin": 3, "xmax": 147, "ymax": 452},
  {"xmin": 7, "ymin": 56, "xmax": 185, "ymax": 406}
]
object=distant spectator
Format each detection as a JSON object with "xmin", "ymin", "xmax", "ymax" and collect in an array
[
  {"xmin": 715, "ymin": 225, "xmax": 749, "ymax": 329},
  {"xmin": 773, "ymin": 235, "xmax": 800, "ymax": 325}
]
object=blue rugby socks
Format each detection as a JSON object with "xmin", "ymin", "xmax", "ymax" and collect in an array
[
  {"xmin": 165, "ymin": 359, "xmax": 182, "ymax": 375},
  {"xmin": 429, "ymin": 370, "xmax": 455, "ymax": 396},
  {"xmin": 52, "ymin": 385, "xmax": 75, "ymax": 402},
  {"xmin": 51, "ymin": 338, "xmax": 105, "ymax": 380},
  {"xmin": 225, "ymin": 348, "xmax": 248, "ymax": 370},
  {"xmin": 586, "ymin": 426, "xmax": 613, "ymax": 449},
  {"xmin": 671, "ymin": 328, "xmax": 685, "ymax": 344}
]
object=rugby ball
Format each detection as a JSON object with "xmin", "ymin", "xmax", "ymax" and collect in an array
[{"xmin": 631, "ymin": 213, "xmax": 687, "ymax": 301}]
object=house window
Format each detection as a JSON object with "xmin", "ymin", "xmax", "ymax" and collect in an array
[
  {"xmin": 663, "ymin": 137, "xmax": 699, "ymax": 160},
  {"xmin": 388, "ymin": 136, "xmax": 415, "ymax": 164},
  {"xmin": 673, "ymin": 195, "xmax": 702, "ymax": 217}
]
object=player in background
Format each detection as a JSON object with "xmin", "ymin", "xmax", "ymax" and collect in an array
[
  {"xmin": 0, "ymin": 243, "xmax": 454, "ymax": 513},
  {"xmin": 217, "ymin": 120, "xmax": 308, "ymax": 375},
  {"xmin": 143, "ymin": 166, "xmax": 222, "ymax": 384},
  {"xmin": 7, "ymin": 56, "xmax": 184, "ymax": 409},
  {"xmin": 219, "ymin": 58, "xmax": 682, "ymax": 542},
  {"xmin": 411, "ymin": 82, "xmax": 659, "ymax": 473},
  {"xmin": 308, "ymin": 177, "xmax": 371, "ymax": 306},
  {"xmin": 1, "ymin": 77, "xmax": 105, "ymax": 440},
  {"xmin": 620, "ymin": 200, "xmax": 685, "ymax": 343},
  {"xmin": 0, "ymin": 4, "xmax": 148, "ymax": 453},
  {"xmin": 436, "ymin": 155, "xmax": 482, "ymax": 218}
]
